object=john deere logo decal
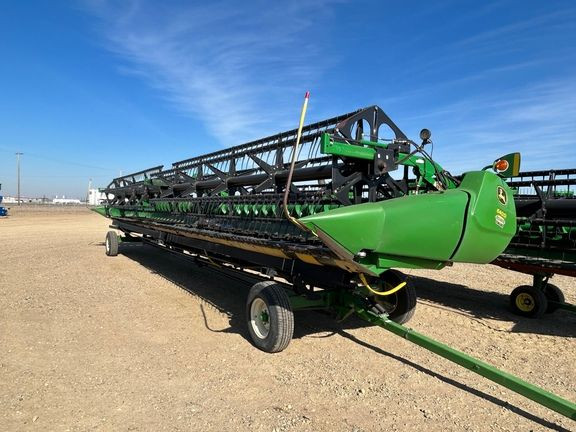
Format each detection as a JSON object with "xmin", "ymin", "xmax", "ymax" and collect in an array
[{"xmin": 497, "ymin": 186, "xmax": 507, "ymax": 205}]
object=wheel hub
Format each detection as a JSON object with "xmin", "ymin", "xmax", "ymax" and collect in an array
[
  {"xmin": 250, "ymin": 298, "xmax": 270, "ymax": 339},
  {"xmin": 516, "ymin": 293, "xmax": 535, "ymax": 312}
]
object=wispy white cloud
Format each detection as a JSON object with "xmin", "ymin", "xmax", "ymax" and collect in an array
[
  {"xmin": 379, "ymin": 60, "xmax": 544, "ymax": 111},
  {"xmin": 370, "ymin": 3, "xmax": 576, "ymax": 173},
  {"xmin": 402, "ymin": 6, "xmax": 576, "ymax": 86},
  {"xmin": 451, "ymin": 8, "xmax": 576, "ymax": 52},
  {"xmin": 84, "ymin": 0, "xmax": 340, "ymax": 146},
  {"xmin": 83, "ymin": 0, "xmax": 576, "ymax": 174},
  {"xmin": 419, "ymin": 79, "xmax": 576, "ymax": 172}
]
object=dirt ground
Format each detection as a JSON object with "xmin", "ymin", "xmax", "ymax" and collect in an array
[{"xmin": 1, "ymin": 206, "xmax": 575, "ymax": 431}]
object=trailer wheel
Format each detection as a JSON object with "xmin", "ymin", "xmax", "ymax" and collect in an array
[
  {"xmin": 370, "ymin": 270, "xmax": 417, "ymax": 324},
  {"xmin": 246, "ymin": 281, "xmax": 294, "ymax": 353},
  {"xmin": 105, "ymin": 231, "xmax": 119, "ymax": 256},
  {"xmin": 509, "ymin": 285, "xmax": 547, "ymax": 318},
  {"xmin": 544, "ymin": 284, "xmax": 565, "ymax": 313}
]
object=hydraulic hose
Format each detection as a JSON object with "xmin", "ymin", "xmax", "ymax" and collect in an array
[{"xmin": 359, "ymin": 272, "xmax": 406, "ymax": 296}]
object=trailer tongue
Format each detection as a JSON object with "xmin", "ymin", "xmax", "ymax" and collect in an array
[{"xmin": 94, "ymin": 104, "xmax": 575, "ymax": 421}]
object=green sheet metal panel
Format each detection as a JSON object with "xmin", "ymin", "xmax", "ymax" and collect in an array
[
  {"xmin": 300, "ymin": 189, "xmax": 467, "ymax": 261},
  {"xmin": 452, "ymin": 171, "xmax": 517, "ymax": 263}
]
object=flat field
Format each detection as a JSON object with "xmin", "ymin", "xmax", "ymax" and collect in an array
[{"xmin": 1, "ymin": 207, "xmax": 575, "ymax": 431}]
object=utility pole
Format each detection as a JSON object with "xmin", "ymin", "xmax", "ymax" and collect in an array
[
  {"xmin": 87, "ymin": 178, "xmax": 92, "ymax": 205},
  {"xmin": 15, "ymin": 152, "xmax": 23, "ymax": 205}
]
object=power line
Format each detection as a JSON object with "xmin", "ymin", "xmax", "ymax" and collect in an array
[{"xmin": 0, "ymin": 146, "xmax": 109, "ymax": 171}]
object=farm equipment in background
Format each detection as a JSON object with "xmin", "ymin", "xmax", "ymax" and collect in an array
[
  {"xmin": 94, "ymin": 103, "xmax": 575, "ymax": 420},
  {"xmin": 493, "ymin": 169, "xmax": 576, "ymax": 317}
]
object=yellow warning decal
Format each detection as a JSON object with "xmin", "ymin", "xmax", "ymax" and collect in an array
[{"xmin": 496, "ymin": 208, "xmax": 507, "ymax": 219}]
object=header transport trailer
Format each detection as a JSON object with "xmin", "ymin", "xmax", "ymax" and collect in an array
[{"xmin": 94, "ymin": 102, "xmax": 575, "ymax": 421}]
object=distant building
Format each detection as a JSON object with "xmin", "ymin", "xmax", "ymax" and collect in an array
[
  {"xmin": 3, "ymin": 195, "xmax": 83, "ymax": 204},
  {"xmin": 87, "ymin": 188, "xmax": 107, "ymax": 206},
  {"xmin": 2, "ymin": 196, "xmax": 21, "ymax": 204},
  {"xmin": 53, "ymin": 197, "xmax": 82, "ymax": 205}
]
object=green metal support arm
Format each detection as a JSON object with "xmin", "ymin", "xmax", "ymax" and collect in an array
[
  {"xmin": 320, "ymin": 133, "xmax": 457, "ymax": 190},
  {"xmin": 355, "ymin": 307, "xmax": 576, "ymax": 421}
]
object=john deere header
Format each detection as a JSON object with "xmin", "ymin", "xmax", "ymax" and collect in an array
[{"xmin": 95, "ymin": 105, "xmax": 517, "ymax": 278}]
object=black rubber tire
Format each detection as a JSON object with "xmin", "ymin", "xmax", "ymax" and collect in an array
[
  {"xmin": 544, "ymin": 284, "xmax": 565, "ymax": 313},
  {"xmin": 509, "ymin": 285, "xmax": 548, "ymax": 318},
  {"xmin": 371, "ymin": 270, "xmax": 417, "ymax": 324},
  {"xmin": 105, "ymin": 231, "xmax": 119, "ymax": 256},
  {"xmin": 246, "ymin": 281, "xmax": 294, "ymax": 353}
]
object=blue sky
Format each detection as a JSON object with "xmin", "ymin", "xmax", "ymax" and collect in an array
[{"xmin": 1, "ymin": 0, "xmax": 575, "ymax": 199}]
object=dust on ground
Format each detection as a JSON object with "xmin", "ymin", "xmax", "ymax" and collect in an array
[{"xmin": 1, "ymin": 207, "xmax": 575, "ymax": 431}]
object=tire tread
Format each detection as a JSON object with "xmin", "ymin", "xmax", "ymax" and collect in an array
[
  {"xmin": 105, "ymin": 231, "xmax": 119, "ymax": 256},
  {"xmin": 246, "ymin": 281, "xmax": 294, "ymax": 353}
]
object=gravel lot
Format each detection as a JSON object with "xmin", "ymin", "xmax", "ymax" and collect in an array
[{"xmin": 1, "ymin": 207, "xmax": 575, "ymax": 431}]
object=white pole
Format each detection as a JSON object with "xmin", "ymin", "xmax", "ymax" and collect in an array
[{"xmin": 15, "ymin": 152, "xmax": 23, "ymax": 205}]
